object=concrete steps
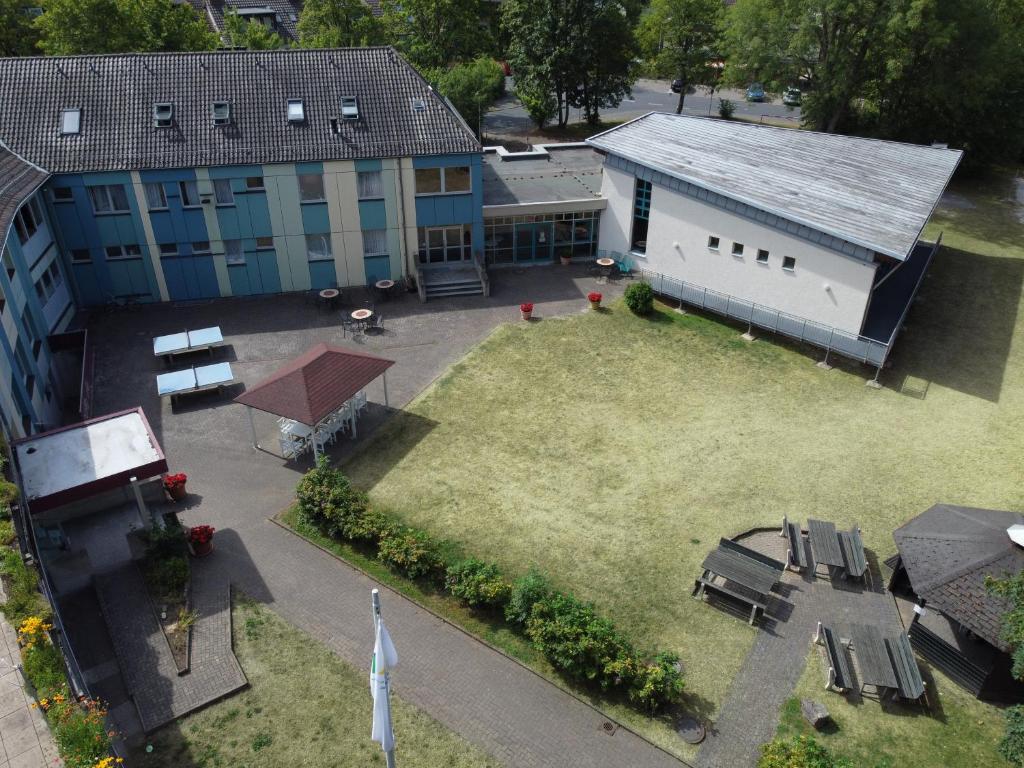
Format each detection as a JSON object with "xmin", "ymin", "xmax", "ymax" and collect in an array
[{"xmin": 421, "ymin": 268, "xmax": 485, "ymax": 299}]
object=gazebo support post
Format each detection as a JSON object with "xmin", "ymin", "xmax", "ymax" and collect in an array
[
  {"xmin": 247, "ymin": 406, "xmax": 259, "ymax": 450},
  {"xmin": 382, "ymin": 372, "xmax": 390, "ymax": 408}
]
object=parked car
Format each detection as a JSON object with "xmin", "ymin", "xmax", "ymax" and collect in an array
[
  {"xmin": 783, "ymin": 87, "xmax": 802, "ymax": 106},
  {"xmin": 745, "ymin": 82, "xmax": 766, "ymax": 102},
  {"xmin": 670, "ymin": 80, "xmax": 697, "ymax": 95}
]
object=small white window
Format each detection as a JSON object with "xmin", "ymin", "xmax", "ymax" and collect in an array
[
  {"xmin": 341, "ymin": 96, "xmax": 359, "ymax": 120},
  {"xmin": 70, "ymin": 248, "xmax": 91, "ymax": 263},
  {"xmin": 287, "ymin": 99, "xmax": 305, "ymax": 123},
  {"xmin": 153, "ymin": 102, "xmax": 174, "ymax": 128},
  {"xmin": 246, "ymin": 176, "xmax": 265, "ymax": 191},
  {"xmin": 305, "ymin": 233, "xmax": 332, "ymax": 261},
  {"xmin": 756, "ymin": 249, "xmax": 769, "ymax": 264},
  {"xmin": 410, "ymin": 98, "xmax": 426, "ymax": 113},
  {"xmin": 192, "ymin": 241, "xmax": 211, "ymax": 254},
  {"xmin": 159, "ymin": 243, "xmax": 178, "ymax": 256},
  {"xmin": 179, "ymin": 181, "xmax": 200, "ymax": 208},
  {"xmin": 732, "ymin": 242, "xmax": 744, "ymax": 257},
  {"xmin": 362, "ymin": 229, "xmax": 388, "ymax": 256},
  {"xmin": 213, "ymin": 179, "xmax": 234, "ymax": 206},
  {"xmin": 51, "ymin": 187, "xmax": 73, "ymax": 202},
  {"xmin": 224, "ymin": 240, "xmax": 245, "ymax": 265},
  {"xmin": 357, "ymin": 171, "xmax": 383, "ymax": 199},
  {"xmin": 255, "ymin": 236, "xmax": 274, "ymax": 249},
  {"xmin": 60, "ymin": 109, "xmax": 81, "ymax": 135},
  {"xmin": 707, "ymin": 236, "xmax": 720, "ymax": 251},
  {"xmin": 144, "ymin": 183, "xmax": 167, "ymax": 210},
  {"xmin": 298, "ymin": 174, "xmax": 325, "ymax": 202},
  {"xmin": 212, "ymin": 101, "xmax": 231, "ymax": 125},
  {"xmin": 782, "ymin": 256, "xmax": 796, "ymax": 271}
]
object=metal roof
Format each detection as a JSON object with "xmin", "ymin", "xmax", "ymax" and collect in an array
[
  {"xmin": 893, "ymin": 504, "xmax": 1024, "ymax": 652},
  {"xmin": 586, "ymin": 113, "xmax": 962, "ymax": 261},
  {"xmin": 0, "ymin": 48, "xmax": 480, "ymax": 174},
  {"xmin": 235, "ymin": 342, "xmax": 394, "ymax": 425},
  {"xmin": 0, "ymin": 142, "xmax": 49, "ymax": 248}
]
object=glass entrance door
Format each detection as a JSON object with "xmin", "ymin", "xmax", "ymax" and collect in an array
[{"xmin": 514, "ymin": 223, "xmax": 553, "ymax": 263}]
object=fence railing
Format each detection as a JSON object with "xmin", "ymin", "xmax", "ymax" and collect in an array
[{"xmin": 601, "ymin": 250, "xmax": 892, "ymax": 366}]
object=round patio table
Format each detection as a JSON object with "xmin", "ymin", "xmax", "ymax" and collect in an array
[
  {"xmin": 375, "ymin": 280, "xmax": 395, "ymax": 291},
  {"xmin": 595, "ymin": 257, "xmax": 615, "ymax": 283},
  {"xmin": 596, "ymin": 258, "xmax": 615, "ymax": 267},
  {"xmin": 351, "ymin": 308, "xmax": 373, "ymax": 321},
  {"xmin": 319, "ymin": 288, "xmax": 339, "ymax": 300}
]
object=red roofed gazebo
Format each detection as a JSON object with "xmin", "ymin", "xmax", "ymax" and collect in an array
[{"xmin": 235, "ymin": 343, "xmax": 394, "ymax": 459}]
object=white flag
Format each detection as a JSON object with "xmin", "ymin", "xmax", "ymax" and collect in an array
[{"xmin": 370, "ymin": 618, "xmax": 398, "ymax": 751}]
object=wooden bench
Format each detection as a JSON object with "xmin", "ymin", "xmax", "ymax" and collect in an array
[
  {"xmin": 839, "ymin": 526, "xmax": 868, "ymax": 582},
  {"xmin": 814, "ymin": 622, "xmax": 852, "ymax": 692},
  {"xmin": 782, "ymin": 517, "xmax": 808, "ymax": 572},
  {"xmin": 886, "ymin": 634, "xmax": 926, "ymax": 702},
  {"xmin": 693, "ymin": 576, "xmax": 767, "ymax": 626},
  {"xmin": 718, "ymin": 537, "xmax": 787, "ymax": 572}
]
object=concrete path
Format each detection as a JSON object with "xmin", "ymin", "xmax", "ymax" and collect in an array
[
  {"xmin": 0, "ymin": 602, "xmax": 62, "ymax": 767},
  {"xmin": 695, "ymin": 532, "xmax": 903, "ymax": 768}
]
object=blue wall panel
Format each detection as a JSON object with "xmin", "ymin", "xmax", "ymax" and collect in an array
[
  {"xmin": 363, "ymin": 255, "xmax": 391, "ymax": 284},
  {"xmin": 308, "ymin": 260, "xmax": 337, "ymax": 289},
  {"xmin": 358, "ymin": 200, "xmax": 387, "ymax": 230},
  {"xmin": 300, "ymin": 203, "xmax": 330, "ymax": 234}
]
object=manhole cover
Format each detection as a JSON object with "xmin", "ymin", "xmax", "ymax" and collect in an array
[
  {"xmin": 601, "ymin": 721, "xmax": 616, "ymax": 734},
  {"xmin": 676, "ymin": 716, "xmax": 706, "ymax": 744}
]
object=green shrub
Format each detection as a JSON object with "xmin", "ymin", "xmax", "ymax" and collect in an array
[
  {"xmin": 628, "ymin": 650, "xmax": 685, "ymax": 713},
  {"xmin": 718, "ymin": 98, "xmax": 736, "ymax": 120},
  {"xmin": 22, "ymin": 638, "xmax": 66, "ymax": 698},
  {"xmin": 445, "ymin": 559, "xmax": 511, "ymax": 608},
  {"xmin": 526, "ymin": 592, "xmax": 629, "ymax": 690},
  {"xmin": 0, "ymin": 549, "xmax": 51, "ymax": 626},
  {"xmin": 623, "ymin": 281, "xmax": 654, "ymax": 316},
  {"xmin": 0, "ymin": 480, "xmax": 19, "ymax": 507},
  {"xmin": 505, "ymin": 568, "xmax": 551, "ymax": 626},
  {"xmin": 377, "ymin": 526, "xmax": 444, "ymax": 581},
  {"xmin": 144, "ymin": 520, "xmax": 188, "ymax": 561},
  {"xmin": 759, "ymin": 735, "xmax": 851, "ymax": 768},
  {"xmin": 145, "ymin": 555, "xmax": 189, "ymax": 602},
  {"xmin": 1001, "ymin": 705, "xmax": 1024, "ymax": 766},
  {"xmin": 48, "ymin": 697, "xmax": 112, "ymax": 768},
  {"xmin": 0, "ymin": 519, "xmax": 15, "ymax": 546},
  {"xmin": 297, "ymin": 458, "xmax": 369, "ymax": 541}
]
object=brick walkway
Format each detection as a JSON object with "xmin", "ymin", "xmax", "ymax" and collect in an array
[
  {"xmin": 0, "ymin": 593, "xmax": 61, "ymax": 767},
  {"xmin": 695, "ymin": 531, "xmax": 903, "ymax": 768},
  {"xmin": 94, "ymin": 562, "xmax": 245, "ymax": 732}
]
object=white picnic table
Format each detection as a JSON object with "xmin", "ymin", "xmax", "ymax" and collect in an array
[
  {"xmin": 153, "ymin": 326, "xmax": 225, "ymax": 359},
  {"xmin": 157, "ymin": 362, "xmax": 235, "ymax": 401}
]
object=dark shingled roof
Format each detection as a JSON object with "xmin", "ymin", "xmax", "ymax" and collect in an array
[
  {"xmin": 894, "ymin": 504, "xmax": 1024, "ymax": 652},
  {"xmin": 0, "ymin": 47, "xmax": 479, "ymax": 174},
  {"xmin": 0, "ymin": 143, "xmax": 49, "ymax": 248},
  {"xmin": 234, "ymin": 342, "xmax": 394, "ymax": 425}
]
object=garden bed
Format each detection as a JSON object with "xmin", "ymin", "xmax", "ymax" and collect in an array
[{"xmin": 137, "ymin": 519, "xmax": 193, "ymax": 674}]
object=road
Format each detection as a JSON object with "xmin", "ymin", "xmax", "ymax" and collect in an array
[{"xmin": 483, "ymin": 78, "xmax": 801, "ymax": 136}]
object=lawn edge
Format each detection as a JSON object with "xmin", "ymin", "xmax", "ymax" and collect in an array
[{"xmin": 267, "ymin": 512, "xmax": 696, "ymax": 768}]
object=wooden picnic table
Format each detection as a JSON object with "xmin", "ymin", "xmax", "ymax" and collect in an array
[
  {"xmin": 850, "ymin": 623, "xmax": 897, "ymax": 691},
  {"xmin": 701, "ymin": 547, "xmax": 779, "ymax": 597},
  {"xmin": 808, "ymin": 518, "xmax": 845, "ymax": 569}
]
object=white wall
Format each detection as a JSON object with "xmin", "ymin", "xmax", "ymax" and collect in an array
[{"xmin": 599, "ymin": 165, "xmax": 879, "ymax": 335}]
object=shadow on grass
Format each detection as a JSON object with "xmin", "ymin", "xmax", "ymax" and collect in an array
[{"xmin": 338, "ymin": 410, "xmax": 439, "ymax": 490}]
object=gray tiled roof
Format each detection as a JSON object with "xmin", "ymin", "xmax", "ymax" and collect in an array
[
  {"xmin": 0, "ymin": 47, "xmax": 479, "ymax": 175},
  {"xmin": 894, "ymin": 504, "xmax": 1024, "ymax": 651},
  {"xmin": 586, "ymin": 112, "xmax": 962, "ymax": 261},
  {"xmin": 0, "ymin": 143, "xmax": 49, "ymax": 247}
]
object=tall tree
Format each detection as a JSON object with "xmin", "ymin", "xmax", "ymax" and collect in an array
[
  {"xmin": 426, "ymin": 57, "xmax": 505, "ymax": 137},
  {"xmin": 223, "ymin": 10, "xmax": 287, "ymax": 49},
  {"xmin": 638, "ymin": 0, "xmax": 722, "ymax": 113},
  {"xmin": 380, "ymin": 0, "xmax": 488, "ymax": 70},
  {"xmin": 724, "ymin": 0, "xmax": 891, "ymax": 132},
  {"xmin": 298, "ymin": 0, "xmax": 381, "ymax": 48},
  {"xmin": 36, "ymin": 0, "xmax": 217, "ymax": 55},
  {"xmin": 0, "ymin": 0, "xmax": 42, "ymax": 56},
  {"xmin": 568, "ymin": 0, "xmax": 638, "ymax": 124}
]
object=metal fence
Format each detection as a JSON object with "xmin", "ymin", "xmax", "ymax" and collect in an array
[{"xmin": 599, "ymin": 249, "xmax": 913, "ymax": 367}]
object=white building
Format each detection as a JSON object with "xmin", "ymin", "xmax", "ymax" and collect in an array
[{"xmin": 587, "ymin": 113, "xmax": 962, "ymax": 366}]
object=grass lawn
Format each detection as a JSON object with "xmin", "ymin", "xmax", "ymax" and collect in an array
[
  {"xmin": 131, "ymin": 596, "xmax": 499, "ymax": 768},
  {"xmin": 342, "ymin": 170, "xmax": 1024, "ymax": 760},
  {"xmin": 777, "ymin": 647, "xmax": 1009, "ymax": 767}
]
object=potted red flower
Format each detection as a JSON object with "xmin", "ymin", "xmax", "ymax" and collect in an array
[
  {"xmin": 188, "ymin": 525, "xmax": 216, "ymax": 557},
  {"xmin": 588, "ymin": 291, "xmax": 603, "ymax": 310},
  {"xmin": 163, "ymin": 473, "xmax": 188, "ymax": 502},
  {"xmin": 520, "ymin": 302, "xmax": 534, "ymax": 321}
]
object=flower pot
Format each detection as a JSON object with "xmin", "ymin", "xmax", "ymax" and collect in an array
[
  {"xmin": 191, "ymin": 539, "xmax": 213, "ymax": 557},
  {"xmin": 521, "ymin": 309, "xmax": 532, "ymax": 321},
  {"xmin": 167, "ymin": 484, "xmax": 187, "ymax": 502},
  {"xmin": 589, "ymin": 300, "xmax": 601, "ymax": 310},
  {"xmin": 560, "ymin": 255, "xmax": 572, "ymax": 266}
]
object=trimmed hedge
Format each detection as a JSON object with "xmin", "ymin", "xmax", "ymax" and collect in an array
[
  {"xmin": 296, "ymin": 460, "xmax": 683, "ymax": 713},
  {"xmin": 624, "ymin": 282, "xmax": 654, "ymax": 316},
  {"xmin": 760, "ymin": 736, "xmax": 852, "ymax": 768}
]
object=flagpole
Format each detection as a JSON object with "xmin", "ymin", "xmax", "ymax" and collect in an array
[{"xmin": 371, "ymin": 589, "xmax": 397, "ymax": 768}]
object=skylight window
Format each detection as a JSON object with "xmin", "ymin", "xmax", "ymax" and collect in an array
[
  {"xmin": 287, "ymin": 99, "xmax": 305, "ymax": 123},
  {"xmin": 59, "ymin": 108, "xmax": 81, "ymax": 135},
  {"xmin": 410, "ymin": 98, "xmax": 426, "ymax": 113},
  {"xmin": 341, "ymin": 96, "xmax": 359, "ymax": 120},
  {"xmin": 153, "ymin": 102, "xmax": 174, "ymax": 128},
  {"xmin": 211, "ymin": 101, "xmax": 231, "ymax": 126}
]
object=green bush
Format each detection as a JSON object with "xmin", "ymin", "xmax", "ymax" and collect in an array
[
  {"xmin": 145, "ymin": 555, "xmax": 189, "ymax": 602},
  {"xmin": 0, "ymin": 519, "xmax": 15, "ymax": 546},
  {"xmin": 1001, "ymin": 705, "xmax": 1024, "ymax": 766},
  {"xmin": 48, "ymin": 697, "xmax": 112, "ymax": 768},
  {"xmin": 628, "ymin": 650, "xmax": 685, "ymax": 713},
  {"xmin": 505, "ymin": 568, "xmax": 551, "ymax": 626},
  {"xmin": 623, "ymin": 281, "xmax": 654, "ymax": 316},
  {"xmin": 760, "ymin": 735, "xmax": 851, "ymax": 768},
  {"xmin": 377, "ymin": 526, "xmax": 444, "ymax": 581},
  {"xmin": 22, "ymin": 639, "xmax": 66, "ymax": 698},
  {"xmin": 144, "ymin": 520, "xmax": 188, "ymax": 561},
  {"xmin": 0, "ymin": 480, "xmax": 19, "ymax": 507},
  {"xmin": 445, "ymin": 558, "xmax": 511, "ymax": 608},
  {"xmin": 0, "ymin": 549, "xmax": 51, "ymax": 626},
  {"xmin": 297, "ymin": 457, "xmax": 370, "ymax": 541},
  {"xmin": 718, "ymin": 98, "xmax": 736, "ymax": 120}
]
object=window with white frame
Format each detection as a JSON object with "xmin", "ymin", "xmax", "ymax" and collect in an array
[
  {"xmin": 179, "ymin": 181, "xmax": 200, "ymax": 208},
  {"xmin": 414, "ymin": 166, "xmax": 471, "ymax": 195},
  {"xmin": 13, "ymin": 199, "xmax": 44, "ymax": 244},
  {"xmin": 192, "ymin": 241, "xmax": 211, "ymax": 254},
  {"xmin": 144, "ymin": 183, "xmax": 167, "ymax": 210},
  {"xmin": 60, "ymin": 108, "xmax": 81, "ymax": 135},
  {"xmin": 224, "ymin": 240, "xmax": 245, "ymax": 265},
  {"xmin": 213, "ymin": 179, "xmax": 234, "ymax": 206},
  {"xmin": 246, "ymin": 176, "xmax": 265, "ymax": 191},
  {"xmin": 51, "ymin": 187, "xmax": 73, "ymax": 202},
  {"xmin": 298, "ymin": 174, "xmax": 325, "ymax": 202},
  {"xmin": 34, "ymin": 261, "xmax": 64, "ymax": 304},
  {"xmin": 731, "ymin": 242, "xmax": 744, "ymax": 257},
  {"xmin": 357, "ymin": 170, "xmax": 383, "ymax": 199},
  {"xmin": 255, "ymin": 236, "xmax": 274, "ymax": 249},
  {"xmin": 362, "ymin": 229, "xmax": 388, "ymax": 257},
  {"xmin": 707, "ymin": 236, "xmax": 720, "ymax": 251},
  {"xmin": 305, "ymin": 233, "xmax": 332, "ymax": 262},
  {"xmin": 158, "ymin": 243, "xmax": 178, "ymax": 256},
  {"xmin": 70, "ymin": 248, "xmax": 91, "ymax": 263},
  {"xmin": 756, "ymin": 248, "xmax": 769, "ymax": 264},
  {"xmin": 782, "ymin": 256, "xmax": 796, "ymax": 271},
  {"xmin": 88, "ymin": 185, "xmax": 130, "ymax": 214},
  {"xmin": 105, "ymin": 244, "xmax": 142, "ymax": 260}
]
